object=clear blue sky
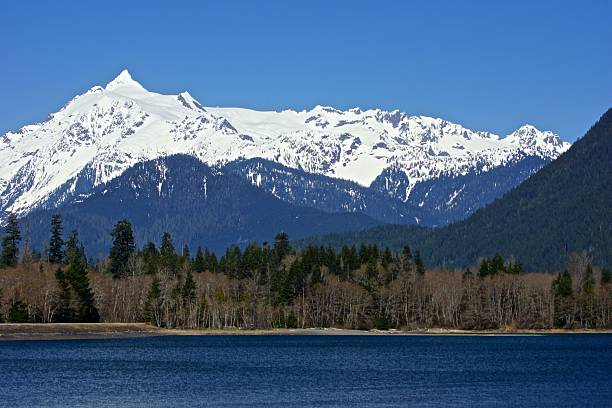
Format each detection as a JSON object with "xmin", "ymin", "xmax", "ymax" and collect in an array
[{"xmin": 2, "ymin": 0, "xmax": 611, "ymax": 141}]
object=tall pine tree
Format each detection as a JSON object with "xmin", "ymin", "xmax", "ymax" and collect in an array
[
  {"xmin": 48, "ymin": 213, "xmax": 64, "ymax": 264},
  {"xmin": 1, "ymin": 213, "xmax": 21, "ymax": 268},
  {"xmin": 193, "ymin": 246, "xmax": 205, "ymax": 273},
  {"xmin": 108, "ymin": 219, "xmax": 136, "ymax": 278},
  {"xmin": 160, "ymin": 232, "xmax": 178, "ymax": 273},
  {"xmin": 64, "ymin": 233, "xmax": 99, "ymax": 322}
]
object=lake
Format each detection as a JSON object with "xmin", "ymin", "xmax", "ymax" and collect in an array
[{"xmin": 1, "ymin": 335, "xmax": 611, "ymax": 407}]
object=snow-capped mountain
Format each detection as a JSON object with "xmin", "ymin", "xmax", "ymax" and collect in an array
[{"xmin": 0, "ymin": 70, "xmax": 570, "ymax": 225}]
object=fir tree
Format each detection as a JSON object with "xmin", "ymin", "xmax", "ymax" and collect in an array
[
  {"xmin": 1, "ymin": 213, "xmax": 21, "ymax": 268},
  {"xmin": 141, "ymin": 241, "xmax": 159, "ymax": 275},
  {"xmin": 64, "ymin": 235, "xmax": 99, "ymax": 322},
  {"xmin": 366, "ymin": 259, "xmax": 378, "ymax": 282},
  {"xmin": 160, "ymin": 232, "xmax": 177, "ymax": 272},
  {"xmin": 54, "ymin": 267, "xmax": 76, "ymax": 322},
  {"xmin": 204, "ymin": 248, "xmax": 218, "ymax": 273},
  {"xmin": 381, "ymin": 247, "xmax": 393, "ymax": 270},
  {"xmin": 479, "ymin": 258, "xmax": 491, "ymax": 278},
  {"xmin": 402, "ymin": 246, "xmax": 413, "ymax": 261},
  {"xmin": 273, "ymin": 232, "xmax": 291, "ymax": 265},
  {"xmin": 552, "ymin": 270, "xmax": 574, "ymax": 327},
  {"xmin": 144, "ymin": 276, "xmax": 163, "ymax": 326},
  {"xmin": 490, "ymin": 253, "xmax": 505, "ymax": 275},
  {"xmin": 108, "ymin": 219, "xmax": 136, "ymax": 278},
  {"xmin": 182, "ymin": 269, "xmax": 196, "ymax": 303},
  {"xmin": 581, "ymin": 264, "xmax": 595, "ymax": 295},
  {"xmin": 553, "ymin": 270, "xmax": 574, "ymax": 298},
  {"xmin": 65, "ymin": 230, "xmax": 87, "ymax": 267},
  {"xmin": 8, "ymin": 298, "xmax": 29, "ymax": 323},
  {"xmin": 414, "ymin": 250, "xmax": 425, "ymax": 275},
  {"xmin": 48, "ymin": 213, "xmax": 64, "ymax": 264},
  {"xmin": 193, "ymin": 246, "xmax": 205, "ymax": 273}
]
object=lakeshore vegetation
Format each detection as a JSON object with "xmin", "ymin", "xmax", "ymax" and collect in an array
[{"xmin": 0, "ymin": 213, "xmax": 610, "ymax": 330}]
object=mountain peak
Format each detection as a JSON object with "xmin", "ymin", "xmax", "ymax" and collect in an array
[{"xmin": 105, "ymin": 69, "xmax": 146, "ymax": 92}]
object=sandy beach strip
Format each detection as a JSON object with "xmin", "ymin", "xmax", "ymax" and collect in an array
[{"xmin": 1, "ymin": 323, "xmax": 610, "ymax": 341}]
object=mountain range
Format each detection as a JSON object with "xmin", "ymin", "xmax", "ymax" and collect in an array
[
  {"xmin": 305, "ymin": 109, "xmax": 612, "ymax": 271},
  {"xmin": 0, "ymin": 70, "xmax": 572, "ymax": 253}
]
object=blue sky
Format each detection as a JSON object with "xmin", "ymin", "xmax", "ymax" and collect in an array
[{"xmin": 1, "ymin": 0, "xmax": 611, "ymax": 141}]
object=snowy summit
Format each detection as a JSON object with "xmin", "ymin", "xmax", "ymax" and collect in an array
[{"xmin": 0, "ymin": 70, "xmax": 570, "ymax": 218}]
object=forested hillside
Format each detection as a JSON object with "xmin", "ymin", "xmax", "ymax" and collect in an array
[
  {"xmin": 306, "ymin": 109, "xmax": 612, "ymax": 271},
  {"xmin": 22, "ymin": 155, "xmax": 380, "ymax": 257}
]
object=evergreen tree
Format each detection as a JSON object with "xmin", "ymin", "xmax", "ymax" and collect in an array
[
  {"xmin": 402, "ymin": 246, "xmax": 413, "ymax": 261},
  {"xmin": 490, "ymin": 253, "xmax": 505, "ymax": 275},
  {"xmin": 144, "ymin": 276, "xmax": 163, "ymax": 326},
  {"xmin": 381, "ymin": 247, "xmax": 393, "ymax": 270},
  {"xmin": 65, "ymin": 230, "xmax": 87, "ymax": 267},
  {"xmin": 8, "ymin": 298, "xmax": 29, "ymax": 323},
  {"xmin": 414, "ymin": 250, "xmax": 425, "ymax": 275},
  {"xmin": 241, "ymin": 243, "xmax": 262, "ymax": 279},
  {"xmin": 182, "ymin": 269, "xmax": 196, "ymax": 303},
  {"xmin": 141, "ymin": 241, "xmax": 159, "ymax": 275},
  {"xmin": 553, "ymin": 270, "xmax": 574, "ymax": 298},
  {"xmin": 1, "ymin": 213, "xmax": 21, "ymax": 268},
  {"xmin": 54, "ymin": 267, "xmax": 76, "ymax": 322},
  {"xmin": 64, "ymin": 235, "xmax": 99, "ymax": 322},
  {"xmin": 552, "ymin": 270, "xmax": 574, "ymax": 327},
  {"xmin": 48, "ymin": 213, "xmax": 64, "ymax": 264},
  {"xmin": 581, "ymin": 264, "xmax": 595, "ymax": 295},
  {"xmin": 193, "ymin": 246, "xmax": 205, "ymax": 273},
  {"xmin": 108, "ymin": 219, "xmax": 136, "ymax": 278},
  {"xmin": 358, "ymin": 243, "xmax": 369, "ymax": 265},
  {"xmin": 479, "ymin": 258, "xmax": 491, "ymax": 278},
  {"xmin": 160, "ymin": 232, "xmax": 178, "ymax": 272},
  {"xmin": 366, "ymin": 259, "xmax": 378, "ymax": 282},
  {"xmin": 204, "ymin": 248, "xmax": 218, "ymax": 272},
  {"xmin": 273, "ymin": 232, "xmax": 291, "ymax": 264}
]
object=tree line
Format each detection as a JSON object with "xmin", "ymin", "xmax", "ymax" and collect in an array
[{"xmin": 1, "ymin": 213, "xmax": 610, "ymax": 329}]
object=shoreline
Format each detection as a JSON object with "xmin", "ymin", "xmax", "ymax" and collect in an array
[{"xmin": 1, "ymin": 323, "xmax": 611, "ymax": 341}]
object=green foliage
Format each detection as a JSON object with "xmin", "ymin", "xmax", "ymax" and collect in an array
[
  {"xmin": 159, "ymin": 232, "xmax": 178, "ymax": 273},
  {"xmin": 48, "ymin": 213, "xmax": 64, "ymax": 264},
  {"xmin": 553, "ymin": 270, "xmax": 573, "ymax": 298},
  {"xmin": 144, "ymin": 276, "xmax": 163, "ymax": 325},
  {"xmin": 108, "ymin": 219, "xmax": 136, "ymax": 278},
  {"xmin": 273, "ymin": 232, "xmax": 292, "ymax": 264},
  {"xmin": 54, "ymin": 267, "xmax": 76, "ymax": 322},
  {"xmin": 63, "ymin": 233, "xmax": 99, "ymax": 322},
  {"xmin": 8, "ymin": 299, "xmax": 30, "ymax": 323},
  {"xmin": 381, "ymin": 248, "xmax": 393, "ymax": 270},
  {"xmin": 581, "ymin": 264, "xmax": 595, "ymax": 295},
  {"xmin": 1, "ymin": 213, "xmax": 21, "ymax": 268},
  {"xmin": 414, "ymin": 250, "xmax": 425, "ymax": 275},
  {"xmin": 193, "ymin": 246, "xmax": 205, "ymax": 273},
  {"xmin": 141, "ymin": 241, "xmax": 159, "ymax": 275},
  {"xmin": 182, "ymin": 270, "xmax": 196, "ymax": 302}
]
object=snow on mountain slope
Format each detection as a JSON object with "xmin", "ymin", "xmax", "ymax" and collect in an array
[{"xmin": 0, "ymin": 70, "xmax": 570, "ymax": 219}]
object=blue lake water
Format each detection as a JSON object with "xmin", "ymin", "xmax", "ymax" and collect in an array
[{"xmin": 0, "ymin": 335, "xmax": 611, "ymax": 407}]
